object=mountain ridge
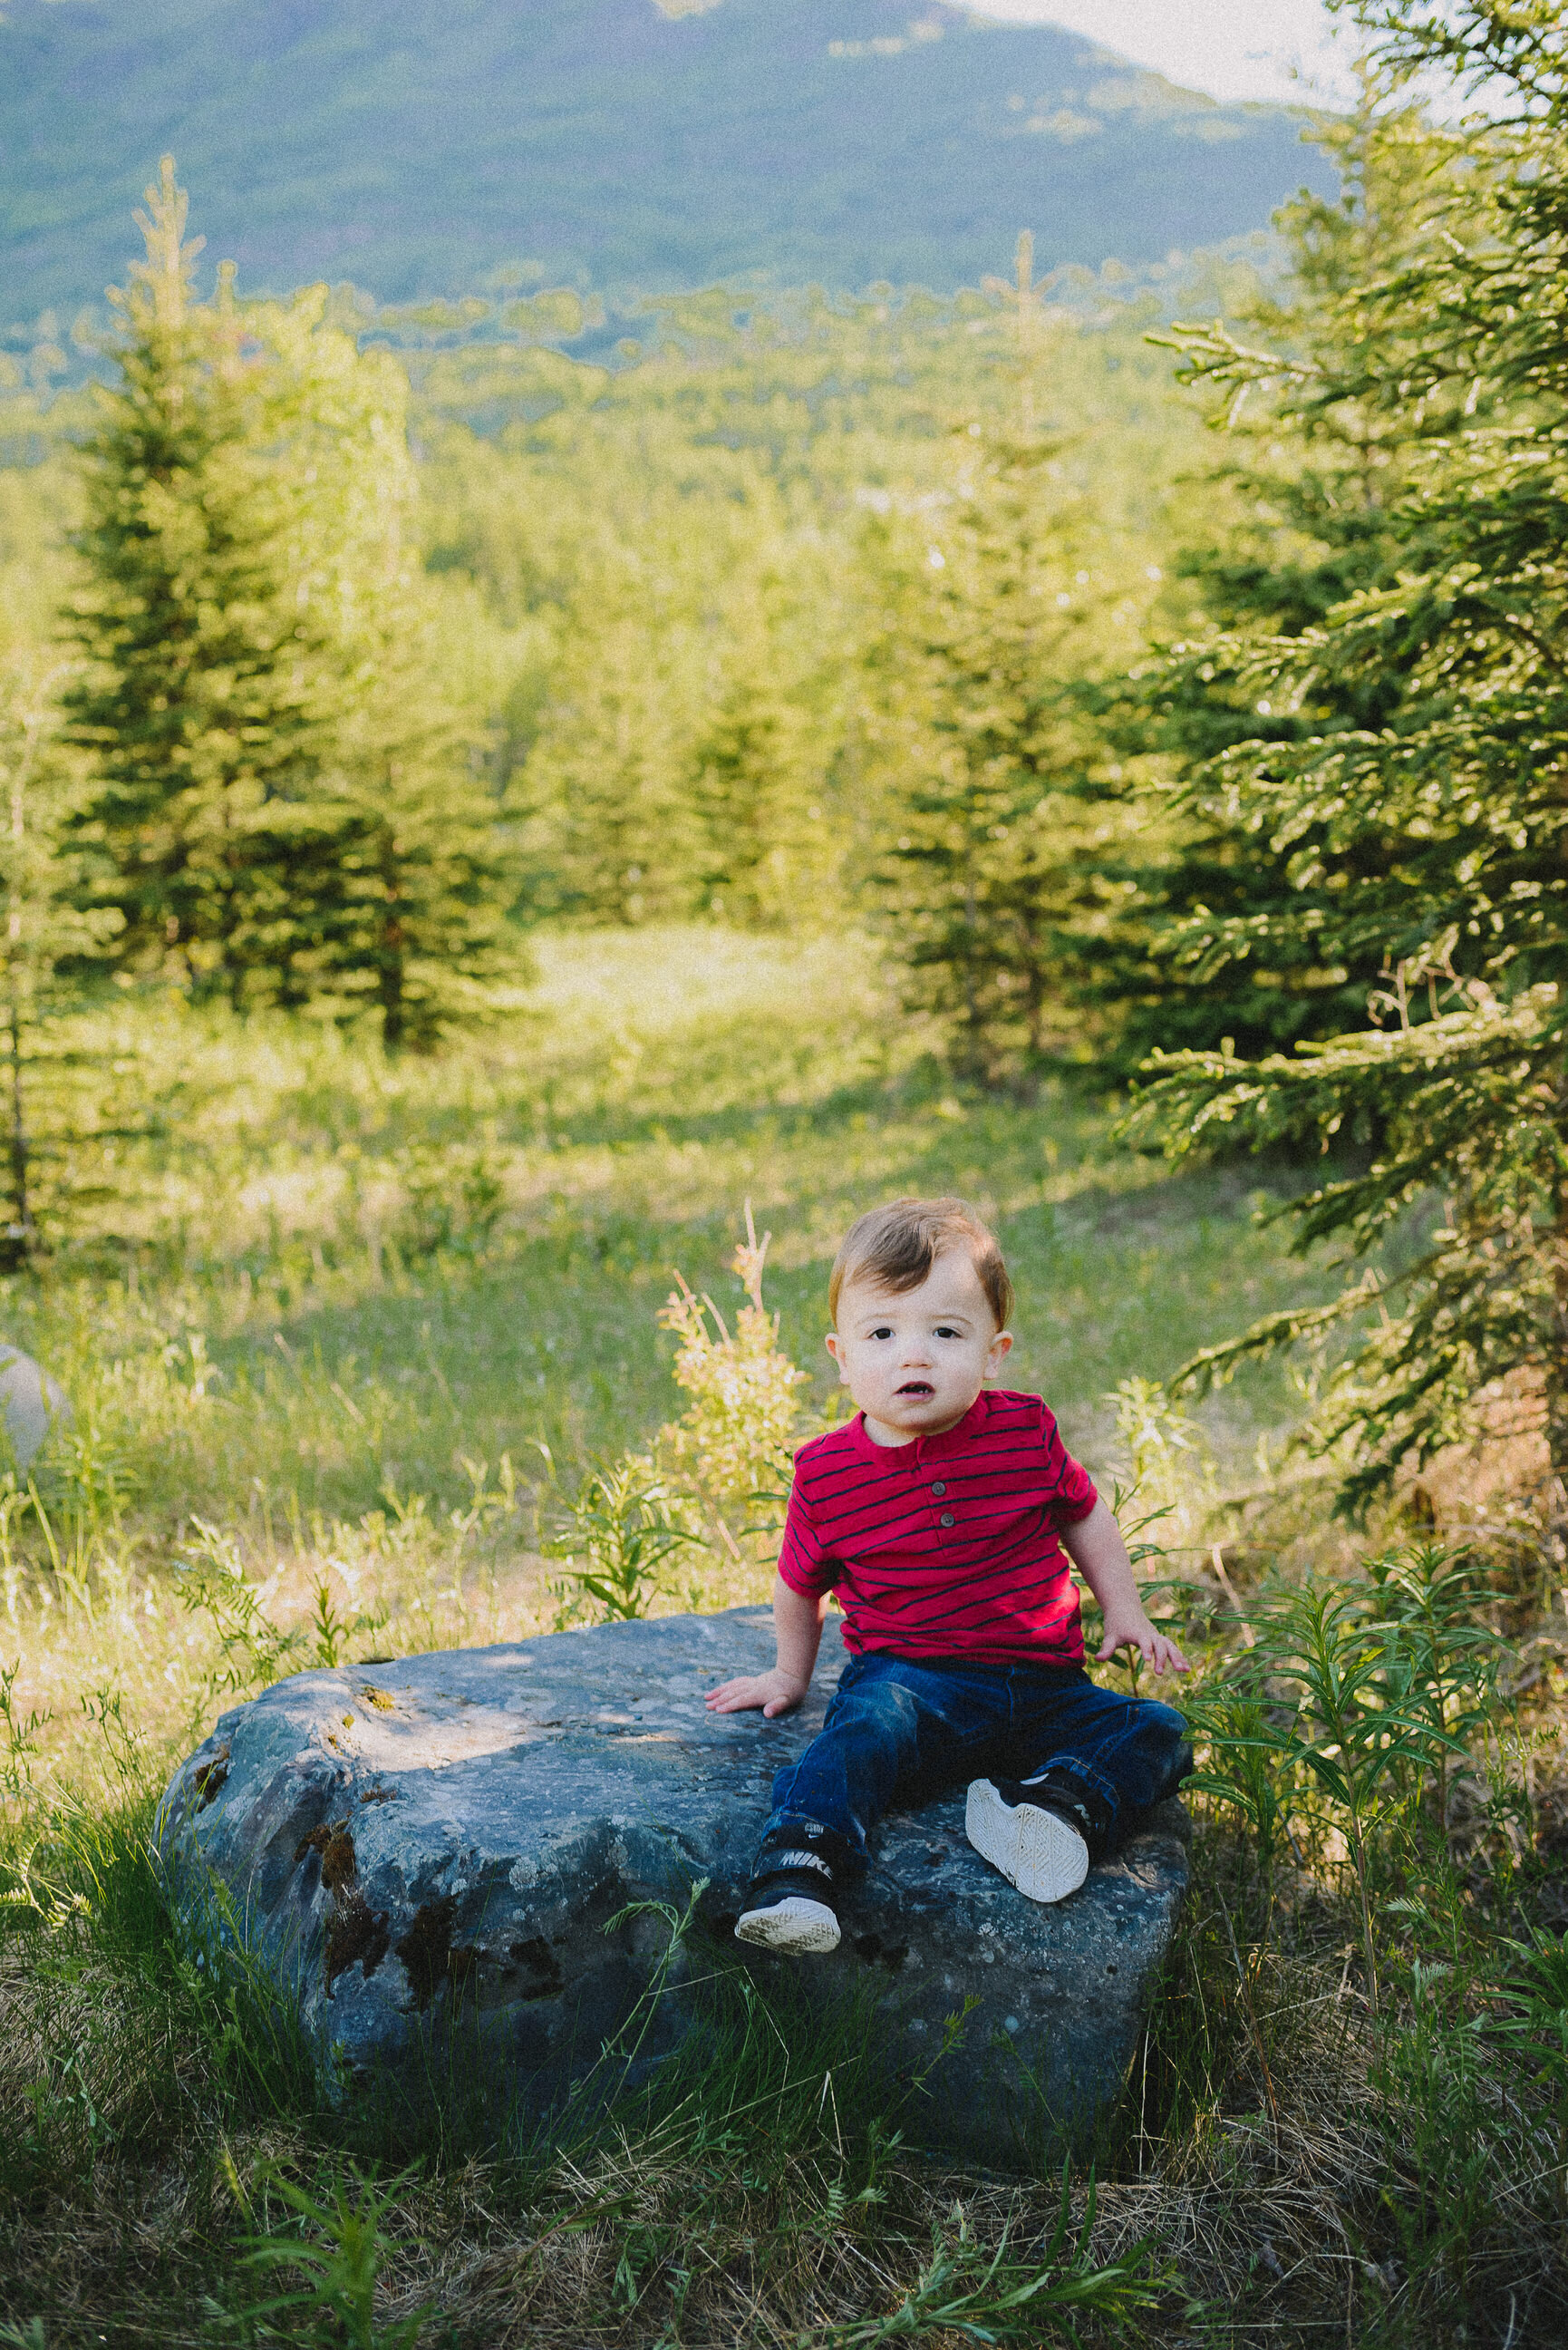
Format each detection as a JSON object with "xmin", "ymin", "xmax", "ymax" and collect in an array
[{"xmin": 2, "ymin": 0, "xmax": 1337, "ymax": 318}]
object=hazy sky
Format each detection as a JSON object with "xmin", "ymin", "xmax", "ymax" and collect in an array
[{"xmin": 970, "ymin": 2, "xmax": 1362, "ymax": 106}]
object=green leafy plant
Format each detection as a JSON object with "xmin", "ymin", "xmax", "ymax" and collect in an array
[
  {"xmin": 173, "ymin": 1520, "xmax": 389, "ymax": 1702},
  {"xmin": 546, "ymin": 1455, "xmax": 702, "ymax": 1624},
  {"xmin": 1188, "ymin": 1568, "xmax": 1479, "ymax": 2012},
  {"xmin": 240, "ymin": 2161, "xmax": 431, "ymax": 2349},
  {"xmin": 174, "ymin": 1518, "xmax": 303, "ymax": 1699},
  {"xmin": 1489, "ymin": 1926, "xmax": 1568, "ymax": 2214},
  {"xmin": 392, "ymin": 1140, "xmax": 508, "ymax": 1260},
  {"xmin": 1365, "ymin": 1542, "xmax": 1507, "ymax": 1825},
  {"xmin": 584, "ymin": 1876, "xmax": 711, "ymax": 2111},
  {"xmin": 1371, "ymin": 1956, "xmax": 1517, "ymax": 2310},
  {"xmin": 652, "ymin": 1206, "xmax": 814, "ymax": 1565},
  {"xmin": 302, "ymin": 1568, "xmax": 388, "ymax": 1673},
  {"xmin": 818, "ymin": 2173, "xmax": 1168, "ymax": 2345},
  {"xmin": 1183, "ymin": 1693, "xmax": 1296, "ymax": 1896},
  {"xmin": 0, "ymin": 1654, "xmax": 52, "ymax": 1807}
]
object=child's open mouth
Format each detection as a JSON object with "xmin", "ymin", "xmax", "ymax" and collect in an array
[{"xmin": 896, "ymin": 1381, "xmax": 935, "ymax": 1397}]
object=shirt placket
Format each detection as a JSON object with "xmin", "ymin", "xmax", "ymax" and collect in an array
[{"xmin": 915, "ymin": 1435, "xmax": 957, "ymax": 1539}]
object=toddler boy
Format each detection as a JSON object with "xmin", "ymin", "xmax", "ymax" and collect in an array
[{"xmin": 706, "ymin": 1196, "xmax": 1191, "ymax": 1956}]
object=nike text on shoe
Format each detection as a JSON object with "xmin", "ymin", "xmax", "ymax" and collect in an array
[
  {"xmin": 735, "ymin": 1844, "xmax": 841, "ymax": 1957},
  {"xmin": 965, "ymin": 1778, "xmax": 1090, "ymax": 1905}
]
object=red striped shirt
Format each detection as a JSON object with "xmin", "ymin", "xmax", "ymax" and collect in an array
[{"xmin": 777, "ymin": 1388, "xmax": 1098, "ymax": 1666}]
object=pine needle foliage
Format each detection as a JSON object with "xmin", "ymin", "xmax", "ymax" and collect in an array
[
  {"xmin": 688, "ymin": 590, "xmax": 839, "ymax": 930},
  {"xmin": 864, "ymin": 424, "xmax": 1146, "ymax": 1090},
  {"xmin": 0, "ymin": 479, "xmax": 121, "ymax": 1261},
  {"xmin": 64, "ymin": 159, "xmax": 520, "ymax": 1045},
  {"xmin": 64, "ymin": 162, "xmax": 338, "ymax": 1002},
  {"xmin": 315, "ymin": 596, "xmax": 524, "ymax": 1053},
  {"xmin": 1118, "ymin": 100, "xmax": 1456, "ymax": 1068},
  {"xmin": 1126, "ymin": 5, "xmax": 1568, "ymax": 1539}
]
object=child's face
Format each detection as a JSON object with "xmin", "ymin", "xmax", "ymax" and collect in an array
[{"xmin": 826, "ymin": 1249, "xmax": 1013, "ymax": 1445}]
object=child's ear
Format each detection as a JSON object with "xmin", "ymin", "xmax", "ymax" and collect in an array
[
  {"xmin": 985, "ymin": 1329, "xmax": 1014, "ymax": 1376},
  {"xmin": 825, "ymin": 1331, "xmax": 850, "ymax": 1382}
]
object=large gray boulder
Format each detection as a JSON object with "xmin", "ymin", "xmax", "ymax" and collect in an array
[{"xmin": 158, "ymin": 1607, "xmax": 1187, "ymax": 2169}]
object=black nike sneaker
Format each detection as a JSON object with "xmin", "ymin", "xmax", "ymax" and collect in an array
[{"xmin": 735, "ymin": 1826, "xmax": 843, "ymax": 1956}]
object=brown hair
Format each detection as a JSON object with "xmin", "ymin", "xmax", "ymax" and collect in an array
[{"xmin": 828, "ymin": 1197, "xmax": 1013, "ymax": 1329}]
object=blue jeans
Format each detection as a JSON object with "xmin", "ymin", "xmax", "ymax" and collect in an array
[{"xmin": 763, "ymin": 1649, "xmax": 1191, "ymax": 1876}]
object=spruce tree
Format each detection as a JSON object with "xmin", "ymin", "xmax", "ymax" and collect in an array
[
  {"xmin": 65, "ymin": 162, "xmax": 333, "ymax": 1002},
  {"xmin": 1127, "ymin": 5, "xmax": 1568, "ymax": 1548},
  {"xmin": 864, "ymin": 427, "xmax": 1144, "ymax": 1088},
  {"xmin": 0, "ymin": 623, "xmax": 118, "ymax": 1262},
  {"xmin": 1108, "ymin": 100, "xmax": 1455, "ymax": 1068},
  {"xmin": 518, "ymin": 553, "xmax": 708, "ymax": 923},
  {"xmin": 689, "ymin": 578, "xmax": 840, "ymax": 927},
  {"xmin": 323, "ymin": 591, "xmax": 522, "ymax": 1051},
  {"xmin": 67, "ymin": 160, "xmax": 521, "ymax": 1041}
]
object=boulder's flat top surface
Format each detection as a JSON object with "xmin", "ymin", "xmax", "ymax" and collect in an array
[{"xmin": 161, "ymin": 1608, "xmax": 1187, "ymax": 2164}]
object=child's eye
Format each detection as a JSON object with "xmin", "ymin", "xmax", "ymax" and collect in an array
[
  {"xmin": 870, "ymin": 1326, "xmax": 893, "ymax": 1340},
  {"xmin": 934, "ymin": 1326, "xmax": 961, "ymax": 1339}
]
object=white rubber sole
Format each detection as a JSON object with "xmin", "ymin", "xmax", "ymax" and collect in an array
[
  {"xmin": 965, "ymin": 1780, "xmax": 1089, "ymax": 1905},
  {"xmin": 734, "ymin": 1895, "xmax": 841, "ymax": 1956}
]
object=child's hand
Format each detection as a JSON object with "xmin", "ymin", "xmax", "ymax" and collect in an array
[
  {"xmin": 1097, "ymin": 1607, "xmax": 1189, "ymax": 1676},
  {"xmin": 704, "ymin": 1668, "xmax": 809, "ymax": 1718}
]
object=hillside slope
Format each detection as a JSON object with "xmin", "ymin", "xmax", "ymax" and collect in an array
[{"xmin": 3, "ymin": 0, "xmax": 1335, "ymax": 313}]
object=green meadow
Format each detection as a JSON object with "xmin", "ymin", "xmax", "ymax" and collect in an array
[
  {"xmin": 5, "ymin": 936, "xmax": 1319, "ymax": 1643},
  {"xmin": 76, "ymin": 927, "xmax": 1322, "ymax": 1495},
  {"xmin": 1, "ymin": 927, "xmax": 1328, "ymax": 1799},
  {"xmin": 13, "ymin": 933, "xmax": 1563, "ymax": 2348},
  {"xmin": 0, "ymin": 931, "xmax": 1337, "ymax": 2349}
]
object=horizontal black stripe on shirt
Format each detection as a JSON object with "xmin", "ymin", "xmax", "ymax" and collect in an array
[
  {"xmin": 799, "ymin": 1427, "xmax": 1064, "ymax": 1475},
  {"xmin": 799, "ymin": 1481, "xmax": 1079, "ymax": 1529},
  {"xmin": 841, "ymin": 1588, "xmax": 1071, "ymax": 1626},
  {"xmin": 845, "ymin": 1577, "xmax": 1073, "ymax": 1628},
  {"xmin": 821, "ymin": 1535, "xmax": 1067, "ymax": 1575},
  {"xmin": 800, "ymin": 1440, "xmax": 1068, "ymax": 1488},
  {"xmin": 828, "ymin": 1536, "xmax": 1062, "ymax": 1578},
  {"xmin": 799, "ymin": 1469, "xmax": 1082, "ymax": 1521},
  {"xmin": 839, "ymin": 1551, "xmax": 1063, "ymax": 1590},
  {"xmin": 846, "ymin": 1547, "xmax": 1063, "ymax": 1579},
  {"xmin": 802, "ymin": 1489, "xmax": 1070, "ymax": 1522},
  {"xmin": 885, "ymin": 1593, "xmax": 1079, "ymax": 1636},
  {"xmin": 818, "ymin": 1526, "xmax": 1060, "ymax": 1567}
]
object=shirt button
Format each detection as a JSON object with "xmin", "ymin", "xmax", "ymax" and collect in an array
[
  {"xmin": 931, "ymin": 1481, "xmax": 946, "ymax": 1497},
  {"xmin": 940, "ymin": 1511, "xmax": 955, "ymax": 1529}
]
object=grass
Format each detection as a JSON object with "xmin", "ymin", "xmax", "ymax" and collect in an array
[
  {"xmin": 1, "ymin": 927, "xmax": 1338, "ymax": 1784},
  {"xmin": 0, "ymin": 926, "xmax": 1564, "ymax": 2345}
]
